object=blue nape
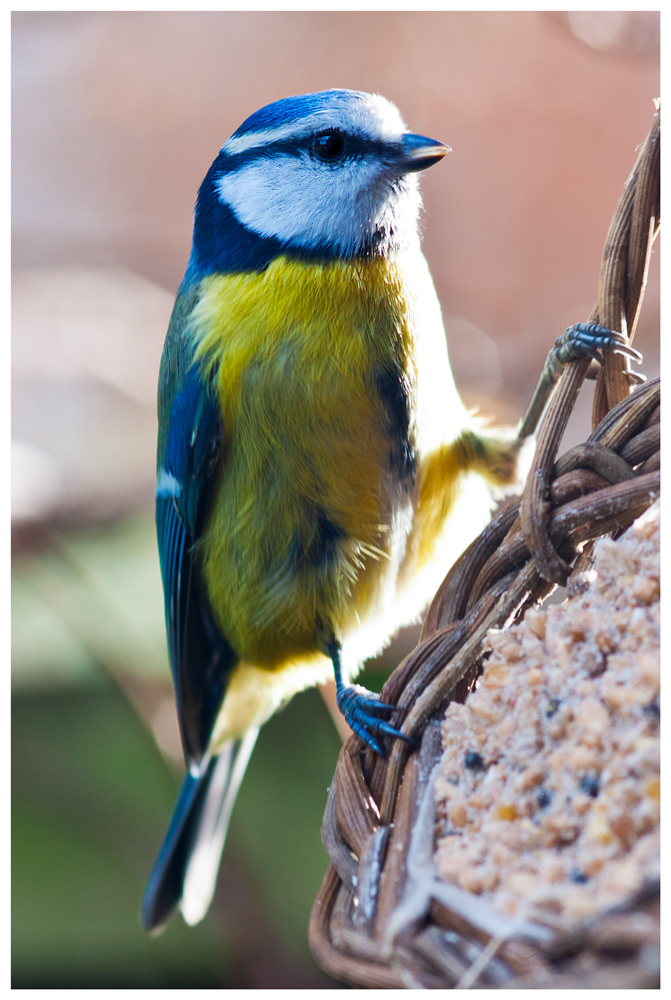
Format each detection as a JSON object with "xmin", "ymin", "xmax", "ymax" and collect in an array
[{"xmin": 188, "ymin": 153, "xmax": 285, "ymax": 278}]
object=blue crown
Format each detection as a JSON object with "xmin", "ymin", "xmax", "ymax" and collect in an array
[{"xmin": 231, "ymin": 89, "xmax": 369, "ymax": 138}]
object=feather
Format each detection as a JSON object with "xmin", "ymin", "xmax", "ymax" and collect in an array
[
  {"xmin": 156, "ymin": 335, "xmax": 236, "ymax": 763},
  {"xmin": 180, "ymin": 728, "xmax": 259, "ymax": 925},
  {"xmin": 142, "ymin": 729, "xmax": 258, "ymax": 931}
]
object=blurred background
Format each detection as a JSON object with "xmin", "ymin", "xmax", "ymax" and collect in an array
[{"xmin": 12, "ymin": 10, "xmax": 659, "ymax": 988}]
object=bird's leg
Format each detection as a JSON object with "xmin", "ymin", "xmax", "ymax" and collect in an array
[
  {"xmin": 326, "ymin": 639, "xmax": 412, "ymax": 757},
  {"xmin": 516, "ymin": 323, "xmax": 644, "ymax": 443}
]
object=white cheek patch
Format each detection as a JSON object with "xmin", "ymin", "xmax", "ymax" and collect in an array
[{"xmin": 218, "ymin": 154, "xmax": 420, "ymax": 255}]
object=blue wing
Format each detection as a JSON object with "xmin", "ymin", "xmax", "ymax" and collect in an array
[
  {"xmin": 156, "ymin": 354, "xmax": 237, "ymax": 764},
  {"xmin": 145, "ymin": 308, "xmax": 245, "ymax": 930}
]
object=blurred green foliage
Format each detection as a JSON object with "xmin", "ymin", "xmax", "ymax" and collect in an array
[
  {"xmin": 12, "ymin": 685, "xmax": 226, "ymax": 987},
  {"xmin": 12, "ymin": 678, "xmax": 356, "ymax": 987},
  {"xmin": 12, "ymin": 511, "xmax": 367, "ymax": 986}
]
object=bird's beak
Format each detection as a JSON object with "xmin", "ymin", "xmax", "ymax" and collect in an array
[{"xmin": 400, "ymin": 133, "xmax": 450, "ymax": 173}]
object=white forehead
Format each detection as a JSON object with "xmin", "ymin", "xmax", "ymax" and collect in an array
[{"xmin": 223, "ymin": 93, "xmax": 406, "ymax": 157}]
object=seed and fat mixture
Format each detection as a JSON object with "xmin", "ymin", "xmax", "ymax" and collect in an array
[{"xmin": 434, "ymin": 502, "xmax": 660, "ymax": 929}]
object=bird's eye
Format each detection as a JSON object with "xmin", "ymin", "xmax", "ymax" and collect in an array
[{"xmin": 312, "ymin": 132, "xmax": 346, "ymax": 161}]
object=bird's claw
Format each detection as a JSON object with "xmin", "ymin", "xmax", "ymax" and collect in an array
[
  {"xmin": 555, "ymin": 323, "xmax": 643, "ymax": 367},
  {"xmin": 336, "ymin": 684, "xmax": 411, "ymax": 756}
]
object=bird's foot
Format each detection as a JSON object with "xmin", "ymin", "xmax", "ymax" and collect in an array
[
  {"xmin": 336, "ymin": 683, "xmax": 412, "ymax": 756},
  {"xmin": 550, "ymin": 323, "xmax": 643, "ymax": 375},
  {"xmin": 517, "ymin": 323, "xmax": 645, "ymax": 443}
]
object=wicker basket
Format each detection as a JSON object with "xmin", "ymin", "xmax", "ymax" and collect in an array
[{"xmin": 309, "ymin": 107, "xmax": 660, "ymax": 989}]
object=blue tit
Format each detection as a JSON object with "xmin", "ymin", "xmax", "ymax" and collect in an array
[{"xmin": 142, "ymin": 89, "xmax": 520, "ymax": 932}]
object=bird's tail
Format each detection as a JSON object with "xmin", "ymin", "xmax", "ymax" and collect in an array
[{"xmin": 142, "ymin": 727, "xmax": 259, "ymax": 932}]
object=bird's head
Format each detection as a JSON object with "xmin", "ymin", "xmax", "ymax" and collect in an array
[{"xmin": 190, "ymin": 90, "xmax": 448, "ymax": 272}]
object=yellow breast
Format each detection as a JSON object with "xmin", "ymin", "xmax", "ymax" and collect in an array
[
  {"xmin": 186, "ymin": 252, "xmax": 513, "ymax": 744},
  {"xmin": 190, "ymin": 253, "xmax": 441, "ymax": 666}
]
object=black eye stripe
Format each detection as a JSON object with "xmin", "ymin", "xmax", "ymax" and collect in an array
[{"xmin": 217, "ymin": 133, "xmax": 397, "ymax": 172}]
